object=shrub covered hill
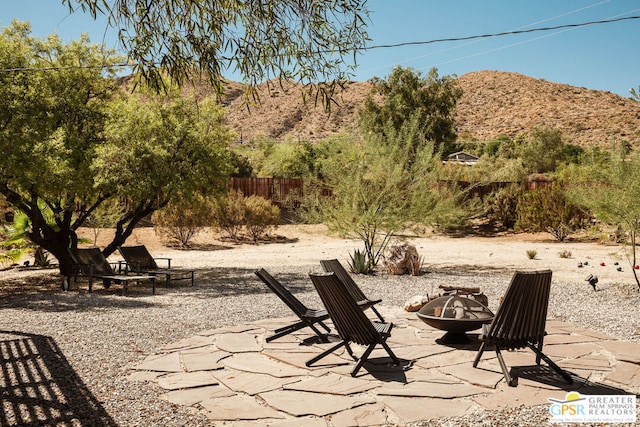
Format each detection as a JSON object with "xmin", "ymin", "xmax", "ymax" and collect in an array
[{"xmin": 221, "ymin": 70, "xmax": 640, "ymax": 148}]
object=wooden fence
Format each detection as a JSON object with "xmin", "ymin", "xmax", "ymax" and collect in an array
[
  {"xmin": 230, "ymin": 177, "xmax": 555, "ymax": 205},
  {"xmin": 230, "ymin": 177, "xmax": 304, "ymax": 207}
]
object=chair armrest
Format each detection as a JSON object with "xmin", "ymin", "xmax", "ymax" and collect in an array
[{"xmin": 153, "ymin": 257, "xmax": 172, "ymax": 269}]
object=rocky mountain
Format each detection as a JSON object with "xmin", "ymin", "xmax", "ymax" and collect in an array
[{"xmin": 221, "ymin": 70, "xmax": 640, "ymax": 148}]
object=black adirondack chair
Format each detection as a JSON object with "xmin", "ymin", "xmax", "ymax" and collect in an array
[
  {"xmin": 118, "ymin": 245, "xmax": 194, "ymax": 287},
  {"xmin": 255, "ymin": 268, "xmax": 331, "ymax": 342},
  {"xmin": 320, "ymin": 259, "xmax": 385, "ymax": 322},
  {"xmin": 473, "ymin": 270, "xmax": 574, "ymax": 386},
  {"xmin": 307, "ymin": 272, "xmax": 399, "ymax": 377}
]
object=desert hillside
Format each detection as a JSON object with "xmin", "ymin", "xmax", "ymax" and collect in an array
[{"xmin": 221, "ymin": 70, "xmax": 640, "ymax": 148}]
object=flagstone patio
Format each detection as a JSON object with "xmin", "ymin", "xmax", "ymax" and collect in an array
[{"xmin": 129, "ymin": 308, "xmax": 640, "ymax": 425}]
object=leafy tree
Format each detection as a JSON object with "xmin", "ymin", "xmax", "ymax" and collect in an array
[
  {"xmin": 567, "ymin": 152, "xmax": 640, "ymax": 290},
  {"xmin": 95, "ymin": 90, "xmax": 235, "ymax": 257},
  {"xmin": 0, "ymin": 22, "xmax": 120, "ymax": 274},
  {"xmin": 260, "ymin": 140, "xmax": 315, "ymax": 178},
  {"xmin": 359, "ymin": 66, "xmax": 462, "ymax": 156},
  {"xmin": 518, "ymin": 126, "xmax": 567, "ymax": 174},
  {"xmin": 319, "ymin": 119, "xmax": 462, "ymax": 267},
  {"xmin": 62, "ymin": 0, "xmax": 370, "ymax": 108},
  {"xmin": 0, "ymin": 23, "xmax": 234, "ymax": 274}
]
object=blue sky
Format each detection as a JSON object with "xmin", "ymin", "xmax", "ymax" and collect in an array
[{"xmin": 2, "ymin": 0, "xmax": 639, "ymax": 97}]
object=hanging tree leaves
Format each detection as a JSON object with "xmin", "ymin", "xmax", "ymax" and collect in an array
[{"xmin": 62, "ymin": 0, "xmax": 370, "ymax": 108}]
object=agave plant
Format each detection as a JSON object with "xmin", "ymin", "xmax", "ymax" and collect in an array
[{"xmin": 348, "ymin": 248, "xmax": 372, "ymax": 275}]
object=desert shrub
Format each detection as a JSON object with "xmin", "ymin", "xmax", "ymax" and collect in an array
[
  {"xmin": 153, "ymin": 195, "xmax": 214, "ymax": 247},
  {"xmin": 485, "ymin": 183, "xmax": 520, "ymax": 229},
  {"xmin": 213, "ymin": 189, "xmax": 246, "ymax": 240},
  {"xmin": 558, "ymin": 250, "xmax": 572, "ymax": 259},
  {"xmin": 244, "ymin": 195, "xmax": 280, "ymax": 242},
  {"xmin": 526, "ymin": 249, "xmax": 537, "ymax": 259},
  {"xmin": 516, "ymin": 183, "xmax": 590, "ymax": 241}
]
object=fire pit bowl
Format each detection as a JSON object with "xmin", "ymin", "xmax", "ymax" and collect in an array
[{"xmin": 417, "ymin": 295, "xmax": 494, "ymax": 343}]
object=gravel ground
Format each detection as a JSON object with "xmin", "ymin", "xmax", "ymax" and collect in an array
[{"xmin": 1, "ymin": 262, "xmax": 639, "ymax": 426}]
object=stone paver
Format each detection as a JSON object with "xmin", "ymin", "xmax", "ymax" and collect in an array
[
  {"xmin": 215, "ymin": 332, "xmax": 262, "ymax": 353},
  {"xmin": 260, "ymin": 390, "xmax": 375, "ymax": 417},
  {"xmin": 130, "ymin": 313, "xmax": 639, "ymax": 425},
  {"xmin": 156, "ymin": 371, "xmax": 218, "ymax": 390},
  {"xmin": 136, "ymin": 353, "xmax": 182, "ymax": 372},
  {"xmin": 224, "ymin": 352, "xmax": 309, "ymax": 377},
  {"xmin": 181, "ymin": 349, "xmax": 229, "ymax": 371},
  {"xmin": 200, "ymin": 395, "xmax": 285, "ymax": 421},
  {"xmin": 160, "ymin": 385, "xmax": 235, "ymax": 405},
  {"xmin": 212, "ymin": 369, "xmax": 299, "ymax": 395},
  {"xmin": 329, "ymin": 402, "xmax": 387, "ymax": 427},
  {"xmin": 284, "ymin": 372, "xmax": 378, "ymax": 395}
]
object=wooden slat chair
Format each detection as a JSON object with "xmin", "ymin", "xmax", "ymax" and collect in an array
[
  {"xmin": 307, "ymin": 272, "xmax": 399, "ymax": 377},
  {"xmin": 320, "ymin": 259, "xmax": 385, "ymax": 322},
  {"xmin": 255, "ymin": 269, "xmax": 331, "ymax": 342},
  {"xmin": 118, "ymin": 245, "xmax": 194, "ymax": 287},
  {"xmin": 69, "ymin": 248, "xmax": 156, "ymax": 295},
  {"xmin": 473, "ymin": 270, "xmax": 574, "ymax": 387}
]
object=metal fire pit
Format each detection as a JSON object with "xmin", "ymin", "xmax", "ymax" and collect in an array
[{"xmin": 417, "ymin": 295, "xmax": 494, "ymax": 343}]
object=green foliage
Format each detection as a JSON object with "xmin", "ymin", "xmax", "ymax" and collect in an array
[
  {"xmin": 526, "ymin": 249, "xmax": 537, "ymax": 260},
  {"xmin": 64, "ymin": 0, "xmax": 370, "ymax": 109},
  {"xmin": 348, "ymin": 249, "xmax": 372, "ymax": 275},
  {"xmin": 260, "ymin": 140, "xmax": 315, "ymax": 178},
  {"xmin": 566, "ymin": 151, "xmax": 640, "ymax": 290},
  {"xmin": 0, "ymin": 23, "xmax": 235, "ymax": 273},
  {"xmin": 152, "ymin": 195, "xmax": 215, "ymax": 247},
  {"xmin": 516, "ymin": 183, "xmax": 589, "ymax": 242},
  {"xmin": 360, "ymin": 66, "xmax": 462, "ymax": 155},
  {"xmin": 630, "ymin": 86, "xmax": 640, "ymax": 102},
  {"xmin": 317, "ymin": 118, "xmax": 468, "ymax": 266},
  {"xmin": 484, "ymin": 184, "xmax": 520, "ymax": 229},
  {"xmin": 229, "ymin": 151, "xmax": 254, "ymax": 178},
  {"xmin": 518, "ymin": 126, "xmax": 567, "ymax": 174}
]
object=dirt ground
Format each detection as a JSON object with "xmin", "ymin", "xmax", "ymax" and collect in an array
[{"xmin": 75, "ymin": 224, "xmax": 640, "ymax": 288}]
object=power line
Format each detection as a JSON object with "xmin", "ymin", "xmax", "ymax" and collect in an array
[
  {"xmin": 363, "ymin": 15, "xmax": 640, "ymax": 50},
  {"xmin": 1, "ymin": 14, "xmax": 639, "ymax": 73}
]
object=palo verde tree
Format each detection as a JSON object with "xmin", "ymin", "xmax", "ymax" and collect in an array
[
  {"xmin": 319, "ymin": 118, "xmax": 462, "ymax": 268},
  {"xmin": 0, "ymin": 22, "xmax": 234, "ymax": 275},
  {"xmin": 62, "ymin": 0, "xmax": 370, "ymax": 108},
  {"xmin": 359, "ymin": 66, "xmax": 462, "ymax": 156}
]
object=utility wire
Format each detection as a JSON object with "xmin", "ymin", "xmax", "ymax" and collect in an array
[
  {"xmin": 364, "ymin": 15, "xmax": 640, "ymax": 50},
  {"xmin": 1, "ymin": 14, "xmax": 639, "ymax": 73}
]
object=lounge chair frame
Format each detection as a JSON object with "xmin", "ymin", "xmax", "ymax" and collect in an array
[
  {"xmin": 255, "ymin": 269, "xmax": 331, "ymax": 342},
  {"xmin": 473, "ymin": 270, "xmax": 573, "ymax": 386},
  {"xmin": 69, "ymin": 248, "xmax": 156, "ymax": 295},
  {"xmin": 307, "ymin": 272, "xmax": 399, "ymax": 377},
  {"xmin": 118, "ymin": 245, "xmax": 194, "ymax": 287},
  {"xmin": 319, "ymin": 259, "xmax": 385, "ymax": 322}
]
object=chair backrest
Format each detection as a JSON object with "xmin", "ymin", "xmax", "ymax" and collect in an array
[
  {"xmin": 485, "ymin": 270, "xmax": 552, "ymax": 349},
  {"xmin": 320, "ymin": 259, "xmax": 367, "ymax": 302},
  {"xmin": 71, "ymin": 248, "xmax": 115, "ymax": 276},
  {"xmin": 309, "ymin": 272, "xmax": 379, "ymax": 345},
  {"xmin": 255, "ymin": 269, "xmax": 308, "ymax": 317},
  {"xmin": 118, "ymin": 245, "xmax": 158, "ymax": 270}
]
